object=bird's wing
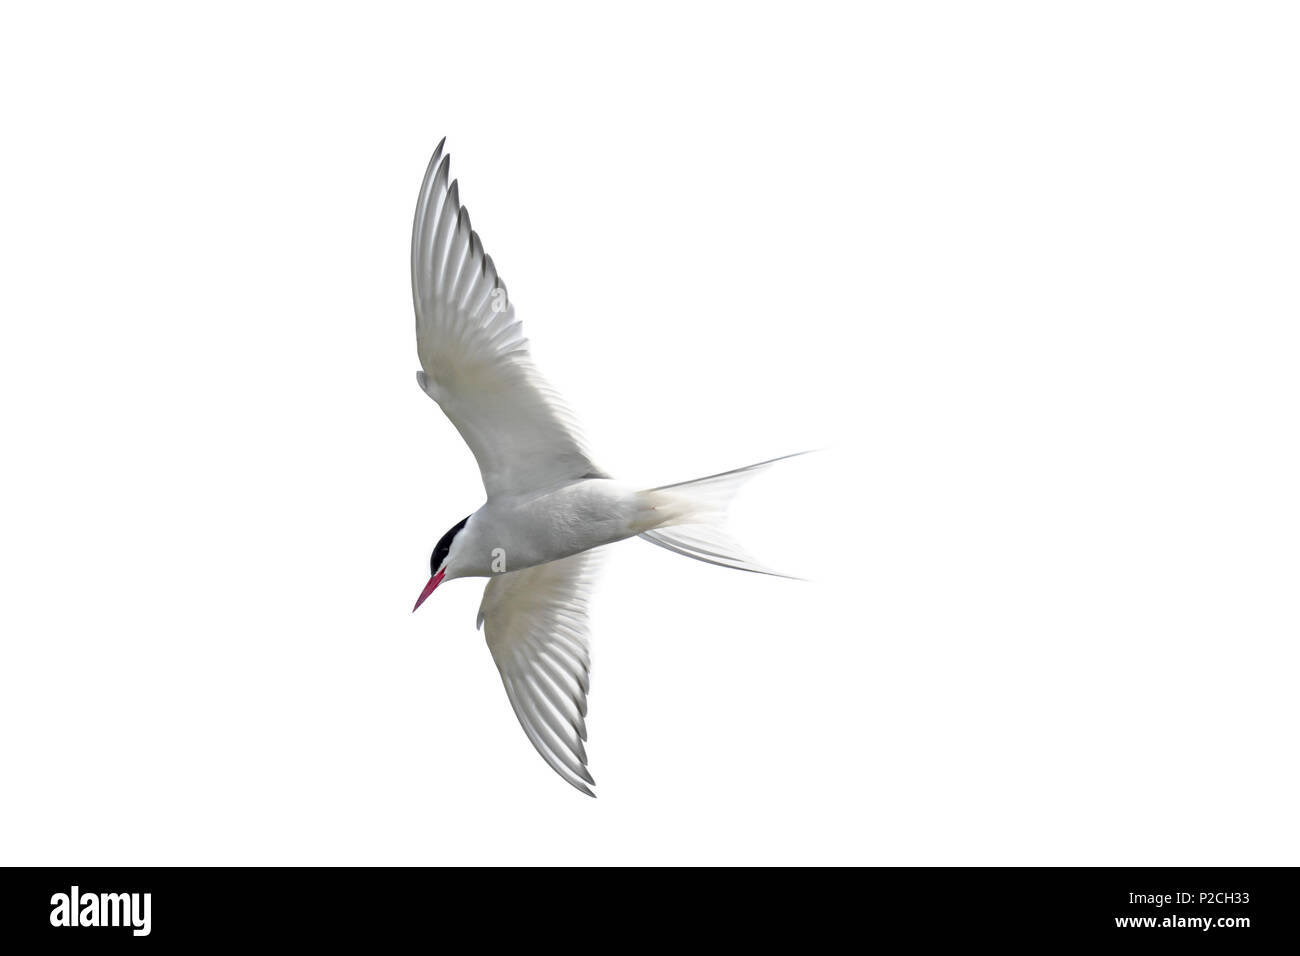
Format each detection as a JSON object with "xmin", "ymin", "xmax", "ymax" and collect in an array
[
  {"xmin": 477, "ymin": 549, "xmax": 603, "ymax": 796},
  {"xmin": 411, "ymin": 139, "xmax": 604, "ymax": 498}
]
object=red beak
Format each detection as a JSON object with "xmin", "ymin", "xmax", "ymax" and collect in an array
[{"xmin": 412, "ymin": 568, "xmax": 446, "ymax": 612}]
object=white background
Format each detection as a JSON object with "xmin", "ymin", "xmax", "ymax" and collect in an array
[{"xmin": 1, "ymin": 2, "xmax": 1297, "ymax": 865}]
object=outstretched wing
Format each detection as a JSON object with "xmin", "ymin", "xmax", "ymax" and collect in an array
[
  {"xmin": 477, "ymin": 550, "xmax": 603, "ymax": 796},
  {"xmin": 411, "ymin": 139, "xmax": 603, "ymax": 498}
]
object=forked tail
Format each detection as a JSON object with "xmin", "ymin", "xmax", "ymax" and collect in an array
[{"xmin": 638, "ymin": 452, "xmax": 808, "ymax": 579}]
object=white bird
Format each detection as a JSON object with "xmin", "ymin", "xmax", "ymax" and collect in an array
[{"xmin": 410, "ymin": 139, "xmax": 801, "ymax": 796}]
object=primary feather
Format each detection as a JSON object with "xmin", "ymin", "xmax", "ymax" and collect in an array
[
  {"xmin": 478, "ymin": 550, "xmax": 603, "ymax": 796},
  {"xmin": 410, "ymin": 139, "xmax": 604, "ymax": 498}
]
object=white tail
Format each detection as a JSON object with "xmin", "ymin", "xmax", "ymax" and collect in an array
[{"xmin": 638, "ymin": 452, "xmax": 808, "ymax": 579}]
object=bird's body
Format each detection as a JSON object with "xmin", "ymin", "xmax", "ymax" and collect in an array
[
  {"xmin": 409, "ymin": 139, "xmax": 800, "ymax": 795},
  {"xmin": 445, "ymin": 479, "xmax": 664, "ymax": 580}
]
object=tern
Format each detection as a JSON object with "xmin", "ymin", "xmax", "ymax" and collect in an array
[{"xmin": 410, "ymin": 139, "xmax": 801, "ymax": 795}]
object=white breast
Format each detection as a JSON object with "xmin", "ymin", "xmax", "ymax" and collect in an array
[{"xmin": 452, "ymin": 480, "xmax": 657, "ymax": 578}]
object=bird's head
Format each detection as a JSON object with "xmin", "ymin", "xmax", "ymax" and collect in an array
[{"xmin": 413, "ymin": 514, "xmax": 471, "ymax": 612}]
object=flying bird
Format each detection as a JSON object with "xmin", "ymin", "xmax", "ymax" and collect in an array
[{"xmin": 410, "ymin": 139, "xmax": 801, "ymax": 796}]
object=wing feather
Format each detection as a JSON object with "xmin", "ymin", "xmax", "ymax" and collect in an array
[
  {"xmin": 478, "ymin": 551, "xmax": 603, "ymax": 796},
  {"xmin": 411, "ymin": 141, "xmax": 604, "ymax": 497}
]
